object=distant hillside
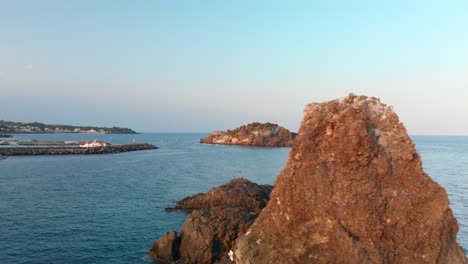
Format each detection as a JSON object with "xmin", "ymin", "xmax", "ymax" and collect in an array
[{"xmin": 0, "ymin": 120, "xmax": 137, "ymax": 134}]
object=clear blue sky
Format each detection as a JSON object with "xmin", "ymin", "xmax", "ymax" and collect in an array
[{"xmin": 1, "ymin": 0, "xmax": 467, "ymax": 134}]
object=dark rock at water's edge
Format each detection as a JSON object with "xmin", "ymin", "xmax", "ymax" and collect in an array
[
  {"xmin": 151, "ymin": 208, "xmax": 257, "ymax": 264},
  {"xmin": 0, "ymin": 143, "xmax": 157, "ymax": 156},
  {"xmin": 151, "ymin": 178, "xmax": 273, "ymax": 264},
  {"xmin": 233, "ymin": 94, "xmax": 467, "ymax": 264},
  {"xmin": 200, "ymin": 122, "xmax": 296, "ymax": 147},
  {"xmin": 179, "ymin": 208, "xmax": 256, "ymax": 264},
  {"xmin": 0, "ymin": 133, "xmax": 12, "ymax": 138},
  {"xmin": 150, "ymin": 231, "xmax": 180, "ymax": 263},
  {"xmin": 165, "ymin": 178, "xmax": 273, "ymax": 214}
]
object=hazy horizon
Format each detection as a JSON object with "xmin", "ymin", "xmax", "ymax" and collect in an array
[
  {"xmin": 4, "ymin": 116, "xmax": 468, "ymax": 137},
  {"xmin": 1, "ymin": 1, "xmax": 468, "ymax": 135}
]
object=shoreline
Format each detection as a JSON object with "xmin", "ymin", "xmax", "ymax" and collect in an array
[{"xmin": 3, "ymin": 132, "xmax": 139, "ymax": 135}]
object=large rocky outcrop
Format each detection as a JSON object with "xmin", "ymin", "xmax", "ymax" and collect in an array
[
  {"xmin": 200, "ymin": 122, "xmax": 296, "ymax": 147},
  {"xmin": 165, "ymin": 178, "xmax": 273, "ymax": 214},
  {"xmin": 233, "ymin": 94, "xmax": 467, "ymax": 264},
  {"xmin": 151, "ymin": 178, "xmax": 273, "ymax": 264}
]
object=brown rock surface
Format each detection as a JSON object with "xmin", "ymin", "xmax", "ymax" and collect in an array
[
  {"xmin": 151, "ymin": 178, "xmax": 273, "ymax": 263},
  {"xmin": 178, "ymin": 207, "xmax": 257, "ymax": 264},
  {"xmin": 149, "ymin": 231, "xmax": 180, "ymax": 263},
  {"xmin": 200, "ymin": 122, "xmax": 296, "ymax": 147},
  {"xmin": 233, "ymin": 94, "xmax": 467, "ymax": 264},
  {"xmin": 165, "ymin": 178, "xmax": 273, "ymax": 214}
]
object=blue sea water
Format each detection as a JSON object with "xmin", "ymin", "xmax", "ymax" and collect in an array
[{"xmin": 0, "ymin": 133, "xmax": 466, "ymax": 263}]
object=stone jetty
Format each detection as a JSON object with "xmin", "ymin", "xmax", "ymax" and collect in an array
[{"xmin": 0, "ymin": 143, "xmax": 157, "ymax": 156}]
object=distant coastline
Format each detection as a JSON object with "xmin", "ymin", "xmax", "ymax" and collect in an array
[{"xmin": 0, "ymin": 120, "xmax": 137, "ymax": 134}]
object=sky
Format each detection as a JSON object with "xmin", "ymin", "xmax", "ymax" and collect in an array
[{"xmin": 1, "ymin": 0, "xmax": 467, "ymax": 135}]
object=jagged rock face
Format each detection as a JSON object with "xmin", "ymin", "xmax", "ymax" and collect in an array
[
  {"xmin": 234, "ymin": 94, "xmax": 467, "ymax": 264},
  {"xmin": 165, "ymin": 178, "xmax": 273, "ymax": 214},
  {"xmin": 151, "ymin": 178, "xmax": 273, "ymax": 264},
  {"xmin": 200, "ymin": 122, "xmax": 296, "ymax": 147},
  {"xmin": 179, "ymin": 207, "xmax": 257, "ymax": 264},
  {"xmin": 149, "ymin": 231, "xmax": 180, "ymax": 263}
]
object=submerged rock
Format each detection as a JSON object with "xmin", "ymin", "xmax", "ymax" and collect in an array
[
  {"xmin": 200, "ymin": 122, "xmax": 296, "ymax": 147},
  {"xmin": 165, "ymin": 178, "xmax": 273, "ymax": 214},
  {"xmin": 233, "ymin": 94, "xmax": 467, "ymax": 264}
]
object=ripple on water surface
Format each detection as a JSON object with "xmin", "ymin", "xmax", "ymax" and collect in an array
[{"xmin": 0, "ymin": 134, "xmax": 466, "ymax": 263}]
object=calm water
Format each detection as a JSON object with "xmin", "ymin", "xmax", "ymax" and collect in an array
[{"xmin": 0, "ymin": 133, "xmax": 466, "ymax": 263}]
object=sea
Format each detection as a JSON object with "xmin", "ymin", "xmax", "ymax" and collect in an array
[{"xmin": 0, "ymin": 133, "xmax": 466, "ymax": 263}]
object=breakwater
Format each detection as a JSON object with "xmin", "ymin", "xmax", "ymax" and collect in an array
[{"xmin": 0, "ymin": 143, "xmax": 157, "ymax": 156}]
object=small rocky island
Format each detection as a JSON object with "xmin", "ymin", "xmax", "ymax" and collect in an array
[
  {"xmin": 0, "ymin": 120, "xmax": 137, "ymax": 134},
  {"xmin": 152, "ymin": 94, "xmax": 467, "ymax": 264},
  {"xmin": 200, "ymin": 122, "xmax": 296, "ymax": 147}
]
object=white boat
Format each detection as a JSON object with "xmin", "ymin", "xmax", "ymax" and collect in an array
[{"xmin": 80, "ymin": 140, "xmax": 107, "ymax": 148}]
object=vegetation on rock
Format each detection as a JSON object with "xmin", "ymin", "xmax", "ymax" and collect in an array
[{"xmin": 200, "ymin": 122, "xmax": 296, "ymax": 147}]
